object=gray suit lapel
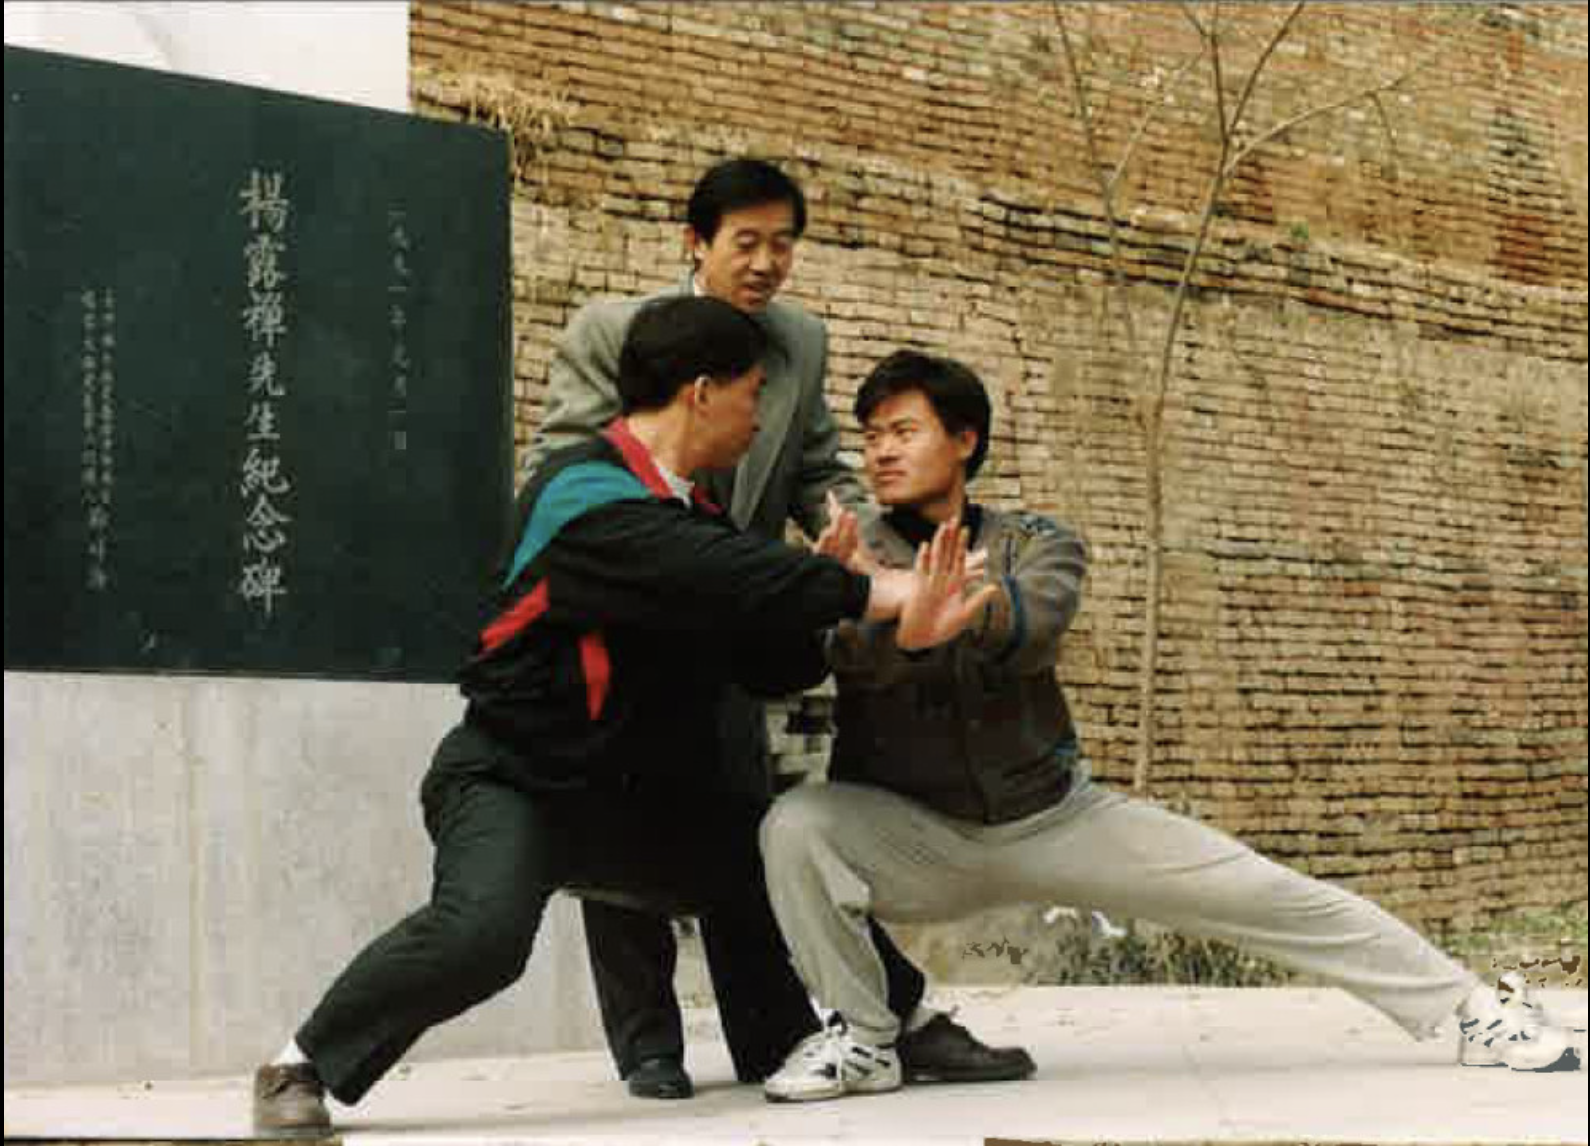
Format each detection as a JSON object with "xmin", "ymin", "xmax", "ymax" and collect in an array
[{"xmin": 731, "ymin": 309, "xmax": 800, "ymax": 529}]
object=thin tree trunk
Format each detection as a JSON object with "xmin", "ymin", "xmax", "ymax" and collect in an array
[{"xmin": 1053, "ymin": 0, "xmax": 1435, "ymax": 794}]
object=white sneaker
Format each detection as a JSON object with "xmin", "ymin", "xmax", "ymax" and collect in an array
[
  {"xmin": 1459, "ymin": 983, "xmax": 1581, "ymax": 1072},
  {"xmin": 764, "ymin": 1020, "xmax": 902, "ymax": 1103},
  {"xmin": 1498, "ymin": 971, "xmax": 1589, "ymax": 1033}
]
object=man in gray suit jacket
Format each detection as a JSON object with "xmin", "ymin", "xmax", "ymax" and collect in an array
[
  {"xmin": 528, "ymin": 175, "xmax": 853, "ymax": 540},
  {"xmin": 524, "ymin": 158, "xmax": 1033, "ymax": 1099}
]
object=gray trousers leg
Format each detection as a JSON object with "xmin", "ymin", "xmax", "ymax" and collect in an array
[{"xmin": 761, "ymin": 774, "xmax": 1477, "ymax": 1047}]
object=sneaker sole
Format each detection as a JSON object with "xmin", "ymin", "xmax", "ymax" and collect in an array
[
  {"xmin": 765, "ymin": 1088, "xmax": 844, "ymax": 1104},
  {"xmin": 1509, "ymin": 1047, "xmax": 1581, "ymax": 1074},
  {"xmin": 764, "ymin": 1078, "xmax": 902, "ymax": 1103},
  {"xmin": 851, "ymin": 1076, "xmax": 903, "ymax": 1095}
]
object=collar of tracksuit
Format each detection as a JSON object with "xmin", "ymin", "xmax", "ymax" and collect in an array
[
  {"xmin": 602, "ymin": 418, "xmax": 723, "ymax": 515},
  {"xmin": 881, "ymin": 502, "xmax": 985, "ymax": 549}
]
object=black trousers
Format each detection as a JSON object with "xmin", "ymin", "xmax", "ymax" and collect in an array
[
  {"xmin": 582, "ymin": 689, "xmax": 926, "ymax": 1078},
  {"xmin": 296, "ymin": 729, "xmax": 818, "ymax": 1105},
  {"xmin": 585, "ymin": 902, "xmax": 926, "ymax": 1078}
]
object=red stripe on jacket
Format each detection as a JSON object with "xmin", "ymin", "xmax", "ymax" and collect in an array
[
  {"xmin": 480, "ymin": 579, "xmax": 550, "ymax": 654},
  {"xmin": 579, "ymin": 631, "xmax": 612, "ymax": 720},
  {"xmin": 601, "ymin": 419, "xmax": 674, "ymax": 498},
  {"xmin": 483, "ymin": 423, "xmax": 705, "ymax": 721}
]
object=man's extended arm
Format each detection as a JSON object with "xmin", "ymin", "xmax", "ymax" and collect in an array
[
  {"xmin": 534, "ymin": 495, "xmax": 978, "ymax": 672},
  {"xmin": 827, "ymin": 514, "xmax": 1087, "ymax": 685},
  {"xmin": 541, "ymin": 498, "xmax": 871, "ymax": 637},
  {"xmin": 960, "ymin": 514, "xmax": 1086, "ymax": 673}
]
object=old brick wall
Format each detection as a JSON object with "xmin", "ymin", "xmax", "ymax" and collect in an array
[{"xmin": 410, "ymin": 1, "xmax": 1587, "ymax": 933}]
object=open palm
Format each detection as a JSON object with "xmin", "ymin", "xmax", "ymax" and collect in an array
[{"xmin": 896, "ymin": 519, "xmax": 999, "ymax": 651}]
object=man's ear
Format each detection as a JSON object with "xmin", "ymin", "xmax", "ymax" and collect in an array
[
  {"xmin": 954, "ymin": 428, "xmax": 979, "ymax": 464},
  {"xmin": 683, "ymin": 225, "xmax": 705, "ymax": 266}
]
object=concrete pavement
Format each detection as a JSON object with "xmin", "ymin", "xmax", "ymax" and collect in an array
[{"xmin": 5, "ymin": 985, "xmax": 1586, "ymax": 1145}]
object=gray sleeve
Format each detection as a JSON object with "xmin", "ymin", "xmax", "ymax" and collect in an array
[
  {"xmin": 788, "ymin": 325, "xmax": 867, "ymax": 538},
  {"xmin": 521, "ymin": 301, "xmax": 630, "ymax": 482},
  {"xmin": 964, "ymin": 517, "xmax": 1087, "ymax": 674}
]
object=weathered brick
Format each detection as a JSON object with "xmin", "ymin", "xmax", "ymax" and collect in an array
[{"xmin": 413, "ymin": 1, "xmax": 1589, "ymax": 932}]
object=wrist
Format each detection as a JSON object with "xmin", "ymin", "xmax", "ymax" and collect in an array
[
  {"xmin": 863, "ymin": 569, "xmax": 908, "ymax": 621},
  {"xmin": 862, "ymin": 577, "xmax": 886, "ymax": 622}
]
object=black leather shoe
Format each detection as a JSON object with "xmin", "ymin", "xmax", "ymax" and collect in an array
[
  {"xmin": 252, "ymin": 1062, "xmax": 333, "ymax": 1138},
  {"xmin": 897, "ymin": 1014, "xmax": 1036, "ymax": 1084},
  {"xmin": 626, "ymin": 1055, "xmax": 694, "ymax": 1100}
]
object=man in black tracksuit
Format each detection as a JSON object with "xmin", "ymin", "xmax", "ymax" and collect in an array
[{"xmin": 250, "ymin": 295, "xmax": 987, "ymax": 1135}]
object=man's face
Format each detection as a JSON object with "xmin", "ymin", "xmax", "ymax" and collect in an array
[
  {"xmin": 862, "ymin": 389, "xmax": 976, "ymax": 515},
  {"xmin": 698, "ymin": 363, "xmax": 767, "ymax": 468},
  {"xmin": 689, "ymin": 200, "xmax": 798, "ymax": 313}
]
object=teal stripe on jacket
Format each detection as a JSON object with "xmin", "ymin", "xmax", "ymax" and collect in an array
[{"xmin": 504, "ymin": 462, "xmax": 654, "ymax": 587}]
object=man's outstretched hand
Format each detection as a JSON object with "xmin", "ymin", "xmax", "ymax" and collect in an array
[
  {"xmin": 895, "ymin": 516, "xmax": 999, "ymax": 651},
  {"xmin": 813, "ymin": 490, "xmax": 862, "ymax": 566},
  {"xmin": 818, "ymin": 491, "xmax": 990, "ymax": 579}
]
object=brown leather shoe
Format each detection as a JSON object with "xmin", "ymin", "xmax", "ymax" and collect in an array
[
  {"xmin": 897, "ymin": 1013, "xmax": 1036, "ymax": 1084},
  {"xmin": 252, "ymin": 1062, "xmax": 332, "ymax": 1138}
]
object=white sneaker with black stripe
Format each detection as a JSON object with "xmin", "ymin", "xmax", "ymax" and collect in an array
[
  {"xmin": 764, "ymin": 1018, "xmax": 902, "ymax": 1103},
  {"xmin": 1458, "ymin": 981, "xmax": 1581, "ymax": 1073}
]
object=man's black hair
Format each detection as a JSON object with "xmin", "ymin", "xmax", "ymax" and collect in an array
[
  {"xmin": 617, "ymin": 296, "xmax": 768, "ymax": 413},
  {"xmin": 855, "ymin": 350, "xmax": 993, "ymax": 480},
  {"xmin": 687, "ymin": 158, "xmax": 808, "ymax": 243}
]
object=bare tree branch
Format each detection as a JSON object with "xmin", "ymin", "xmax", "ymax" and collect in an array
[
  {"xmin": 1371, "ymin": 92, "xmax": 1404, "ymax": 176},
  {"xmin": 1054, "ymin": 2, "xmax": 1110, "ymax": 214},
  {"xmin": 1226, "ymin": 67, "xmax": 1416, "ymax": 175},
  {"xmin": 1224, "ymin": 1, "xmax": 1306, "ymax": 139},
  {"xmin": 1127, "ymin": 0, "xmax": 1262, "ymax": 794},
  {"xmin": 1106, "ymin": 49, "xmax": 1204, "ymax": 198},
  {"xmin": 1129, "ymin": 154, "xmax": 1233, "ymax": 793},
  {"xmin": 1214, "ymin": 9, "xmax": 1281, "ymax": 52},
  {"xmin": 1222, "ymin": 6, "xmax": 1469, "ymax": 186},
  {"xmin": 1053, "ymin": 4, "xmax": 1207, "ymax": 210},
  {"xmin": 1054, "ymin": 2, "xmax": 1142, "ymax": 353},
  {"xmin": 1048, "ymin": 0, "xmax": 1478, "ymax": 800},
  {"xmin": 1208, "ymin": 2, "xmax": 1230, "ymax": 144}
]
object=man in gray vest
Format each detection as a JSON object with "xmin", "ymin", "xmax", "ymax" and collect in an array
[{"xmin": 525, "ymin": 158, "xmax": 1033, "ymax": 1099}]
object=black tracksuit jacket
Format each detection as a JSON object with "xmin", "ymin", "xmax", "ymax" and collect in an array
[{"xmin": 455, "ymin": 420, "xmax": 870, "ymax": 794}]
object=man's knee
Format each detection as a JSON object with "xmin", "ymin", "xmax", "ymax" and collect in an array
[
  {"xmin": 760, "ymin": 783, "xmax": 853, "ymax": 864},
  {"xmin": 429, "ymin": 903, "xmax": 540, "ymax": 995}
]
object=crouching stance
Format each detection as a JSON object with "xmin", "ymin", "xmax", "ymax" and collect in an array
[
  {"xmin": 250, "ymin": 298, "xmax": 990, "ymax": 1136},
  {"xmin": 759, "ymin": 350, "xmax": 1582, "ymax": 1103}
]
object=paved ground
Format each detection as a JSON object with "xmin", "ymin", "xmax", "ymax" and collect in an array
[{"xmin": 5, "ymin": 986, "xmax": 1586, "ymax": 1145}]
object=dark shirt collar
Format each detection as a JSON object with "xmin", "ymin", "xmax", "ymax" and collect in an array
[{"xmin": 883, "ymin": 502, "xmax": 985, "ymax": 549}]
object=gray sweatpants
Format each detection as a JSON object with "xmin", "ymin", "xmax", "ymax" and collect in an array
[{"xmin": 760, "ymin": 766, "xmax": 1478, "ymax": 1046}]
